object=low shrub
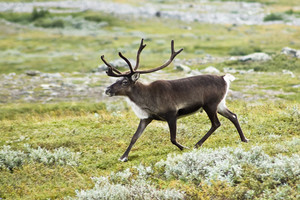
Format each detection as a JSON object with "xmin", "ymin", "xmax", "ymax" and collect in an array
[
  {"xmin": 285, "ymin": 9, "xmax": 294, "ymax": 15},
  {"xmin": 0, "ymin": 12, "xmax": 32, "ymax": 24},
  {"xmin": 84, "ymin": 15, "xmax": 105, "ymax": 23},
  {"xmin": 0, "ymin": 8, "xmax": 50, "ymax": 24},
  {"xmin": 34, "ymin": 18, "xmax": 65, "ymax": 28},
  {"xmin": 0, "ymin": 8, "xmax": 65, "ymax": 29},
  {"xmin": 229, "ymin": 46, "xmax": 261, "ymax": 56},
  {"xmin": 285, "ymin": 9, "xmax": 300, "ymax": 17},
  {"xmin": 264, "ymin": 13, "xmax": 284, "ymax": 21},
  {"xmin": 31, "ymin": 7, "xmax": 50, "ymax": 21},
  {"xmin": 80, "ymin": 12, "xmax": 117, "ymax": 26}
]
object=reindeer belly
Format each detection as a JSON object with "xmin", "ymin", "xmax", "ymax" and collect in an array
[{"xmin": 177, "ymin": 104, "xmax": 202, "ymax": 118}]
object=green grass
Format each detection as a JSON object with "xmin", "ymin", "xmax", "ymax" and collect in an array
[{"xmin": 0, "ymin": 100, "xmax": 299, "ymax": 199}]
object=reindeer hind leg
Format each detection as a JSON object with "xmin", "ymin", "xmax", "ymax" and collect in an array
[{"xmin": 218, "ymin": 106, "xmax": 248, "ymax": 143}]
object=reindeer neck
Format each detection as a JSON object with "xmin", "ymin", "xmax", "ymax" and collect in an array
[{"xmin": 127, "ymin": 81, "xmax": 150, "ymax": 105}]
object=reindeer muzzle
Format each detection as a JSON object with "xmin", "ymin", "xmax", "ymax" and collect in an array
[{"xmin": 105, "ymin": 88, "xmax": 114, "ymax": 97}]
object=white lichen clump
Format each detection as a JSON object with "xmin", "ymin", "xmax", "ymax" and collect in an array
[
  {"xmin": 0, "ymin": 145, "xmax": 27, "ymax": 171},
  {"xmin": 25, "ymin": 144, "xmax": 80, "ymax": 166},
  {"xmin": 73, "ymin": 146, "xmax": 299, "ymax": 199},
  {"xmin": 0, "ymin": 145, "xmax": 80, "ymax": 170},
  {"xmin": 75, "ymin": 174, "xmax": 184, "ymax": 200},
  {"xmin": 156, "ymin": 146, "xmax": 299, "ymax": 185}
]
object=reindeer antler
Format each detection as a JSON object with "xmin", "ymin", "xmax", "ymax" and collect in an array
[
  {"xmin": 101, "ymin": 55, "xmax": 125, "ymax": 77},
  {"xmin": 118, "ymin": 52, "xmax": 134, "ymax": 74},
  {"xmin": 134, "ymin": 38, "xmax": 146, "ymax": 70},
  {"xmin": 135, "ymin": 40, "xmax": 183, "ymax": 74},
  {"xmin": 101, "ymin": 39, "xmax": 183, "ymax": 77}
]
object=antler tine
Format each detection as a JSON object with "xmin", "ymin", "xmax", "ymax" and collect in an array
[
  {"xmin": 136, "ymin": 40, "xmax": 183, "ymax": 74},
  {"xmin": 134, "ymin": 38, "xmax": 146, "ymax": 70},
  {"xmin": 119, "ymin": 52, "xmax": 134, "ymax": 74},
  {"xmin": 106, "ymin": 67, "xmax": 123, "ymax": 77},
  {"xmin": 170, "ymin": 40, "xmax": 183, "ymax": 59},
  {"xmin": 101, "ymin": 55, "xmax": 124, "ymax": 77}
]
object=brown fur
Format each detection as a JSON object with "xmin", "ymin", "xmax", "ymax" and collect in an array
[{"xmin": 105, "ymin": 74, "xmax": 248, "ymax": 162}]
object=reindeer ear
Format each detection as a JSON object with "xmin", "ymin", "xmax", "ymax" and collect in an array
[{"xmin": 131, "ymin": 73, "xmax": 140, "ymax": 82}]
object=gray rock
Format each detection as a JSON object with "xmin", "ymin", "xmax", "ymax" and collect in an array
[
  {"xmin": 8, "ymin": 72, "xmax": 16, "ymax": 76},
  {"xmin": 23, "ymin": 95, "xmax": 35, "ymax": 102},
  {"xmin": 96, "ymin": 64, "xmax": 107, "ymax": 72},
  {"xmin": 292, "ymin": 84, "xmax": 300, "ymax": 88},
  {"xmin": 40, "ymin": 83, "xmax": 61, "ymax": 90},
  {"xmin": 174, "ymin": 64, "xmax": 191, "ymax": 73},
  {"xmin": 227, "ymin": 90, "xmax": 245, "ymax": 100},
  {"xmin": 281, "ymin": 47, "xmax": 300, "ymax": 58},
  {"xmin": 201, "ymin": 66, "xmax": 220, "ymax": 74},
  {"xmin": 239, "ymin": 52, "xmax": 271, "ymax": 62},
  {"xmin": 188, "ymin": 70, "xmax": 202, "ymax": 76},
  {"xmin": 223, "ymin": 67, "xmax": 237, "ymax": 74},
  {"xmin": 282, "ymin": 70, "xmax": 295, "ymax": 78},
  {"xmin": 224, "ymin": 67, "xmax": 255, "ymax": 74},
  {"xmin": 25, "ymin": 70, "xmax": 40, "ymax": 76},
  {"xmin": 50, "ymin": 92, "xmax": 59, "ymax": 96},
  {"xmin": 41, "ymin": 73, "xmax": 62, "ymax": 78}
]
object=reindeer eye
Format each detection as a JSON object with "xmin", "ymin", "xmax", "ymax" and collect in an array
[{"xmin": 122, "ymin": 79, "xmax": 129, "ymax": 86}]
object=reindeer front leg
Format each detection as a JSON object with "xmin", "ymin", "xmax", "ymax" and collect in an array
[{"xmin": 119, "ymin": 118, "xmax": 152, "ymax": 162}]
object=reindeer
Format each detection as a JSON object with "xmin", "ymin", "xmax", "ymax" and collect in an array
[{"xmin": 102, "ymin": 39, "xmax": 248, "ymax": 162}]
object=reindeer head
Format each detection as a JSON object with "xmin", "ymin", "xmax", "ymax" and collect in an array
[{"xmin": 102, "ymin": 39, "xmax": 183, "ymax": 97}]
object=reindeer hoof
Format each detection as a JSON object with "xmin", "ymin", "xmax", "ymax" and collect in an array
[
  {"xmin": 242, "ymin": 138, "xmax": 249, "ymax": 143},
  {"xmin": 182, "ymin": 145, "xmax": 189, "ymax": 150},
  {"xmin": 119, "ymin": 157, "xmax": 128, "ymax": 162}
]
